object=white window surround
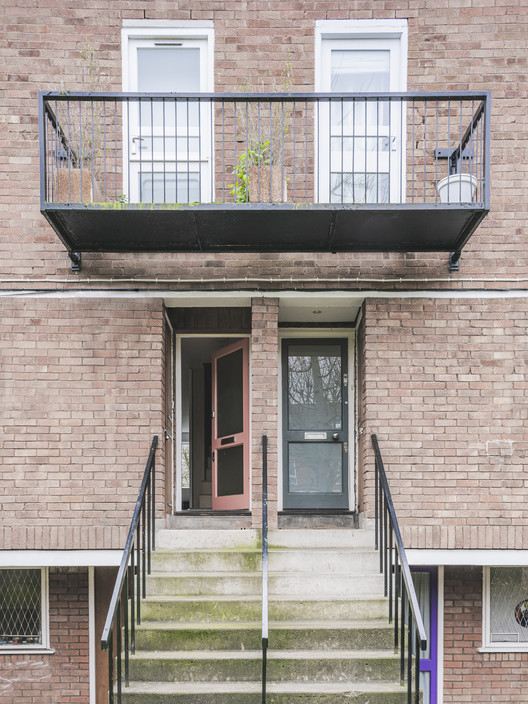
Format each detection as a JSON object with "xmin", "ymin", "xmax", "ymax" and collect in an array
[
  {"xmin": 481, "ymin": 566, "xmax": 528, "ymax": 652},
  {"xmin": 0, "ymin": 567, "xmax": 50, "ymax": 653},
  {"xmin": 314, "ymin": 19, "xmax": 408, "ymax": 92},
  {"xmin": 121, "ymin": 23, "xmax": 214, "ymax": 93}
]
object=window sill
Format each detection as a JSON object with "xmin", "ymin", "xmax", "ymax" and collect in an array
[
  {"xmin": 0, "ymin": 646, "xmax": 55, "ymax": 654},
  {"xmin": 478, "ymin": 645, "xmax": 528, "ymax": 653}
]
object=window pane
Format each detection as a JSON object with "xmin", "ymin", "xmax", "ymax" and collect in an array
[
  {"xmin": 139, "ymin": 172, "xmax": 201, "ymax": 203},
  {"xmin": 0, "ymin": 569, "xmax": 41, "ymax": 646},
  {"xmin": 330, "ymin": 172, "xmax": 389, "ymax": 204},
  {"xmin": 216, "ymin": 349, "xmax": 244, "ymax": 438},
  {"xmin": 490, "ymin": 567, "xmax": 528, "ymax": 643},
  {"xmin": 288, "ymin": 442, "xmax": 342, "ymax": 494},
  {"xmin": 287, "ymin": 345, "xmax": 342, "ymax": 430}
]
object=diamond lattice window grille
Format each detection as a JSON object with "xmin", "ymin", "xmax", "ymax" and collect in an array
[
  {"xmin": 490, "ymin": 566, "xmax": 528, "ymax": 644},
  {"xmin": 0, "ymin": 569, "xmax": 42, "ymax": 646}
]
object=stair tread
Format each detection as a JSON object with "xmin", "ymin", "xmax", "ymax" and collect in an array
[
  {"xmin": 136, "ymin": 619, "xmax": 392, "ymax": 630},
  {"xmin": 121, "ymin": 680, "xmax": 405, "ymax": 694},
  {"xmin": 130, "ymin": 649, "xmax": 399, "ymax": 660}
]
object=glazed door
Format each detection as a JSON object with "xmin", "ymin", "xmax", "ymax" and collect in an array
[
  {"xmin": 211, "ymin": 339, "xmax": 250, "ymax": 510},
  {"xmin": 126, "ymin": 37, "xmax": 212, "ymax": 204},
  {"xmin": 283, "ymin": 339, "xmax": 349, "ymax": 509}
]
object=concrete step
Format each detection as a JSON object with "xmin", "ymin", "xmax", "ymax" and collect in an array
[
  {"xmin": 120, "ymin": 680, "xmax": 408, "ymax": 703},
  {"xmin": 134, "ymin": 620, "xmax": 394, "ymax": 652},
  {"xmin": 128, "ymin": 649, "xmax": 400, "ymax": 683},
  {"xmin": 145, "ymin": 572, "xmax": 384, "ymax": 598},
  {"xmin": 141, "ymin": 595, "xmax": 391, "ymax": 624},
  {"xmin": 150, "ymin": 549, "xmax": 380, "ymax": 575},
  {"xmin": 156, "ymin": 528, "xmax": 376, "ymax": 551},
  {"xmin": 120, "ymin": 679, "xmax": 408, "ymax": 703}
]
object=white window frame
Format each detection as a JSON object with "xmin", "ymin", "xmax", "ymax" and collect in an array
[
  {"xmin": 482, "ymin": 566, "xmax": 528, "ymax": 652},
  {"xmin": 314, "ymin": 20, "xmax": 408, "ymax": 204},
  {"xmin": 121, "ymin": 22, "xmax": 214, "ymax": 204},
  {"xmin": 0, "ymin": 567, "xmax": 50, "ymax": 652}
]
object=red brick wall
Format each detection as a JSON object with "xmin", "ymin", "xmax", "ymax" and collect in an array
[
  {"xmin": 361, "ymin": 297, "xmax": 528, "ymax": 549},
  {"xmin": 0, "ymin": 568, "xmax": 90, "ymax": 704},
  {"xmin": 444, "ymin": 566, "xmax": 528, "ymax": 703},
  {"xmin": 0, "ymin": 0, "xmax": 525, "ymax": 283},
  {"xmin": 0, "ymin": 298, "xmax": 165, "ymax": 550},
  {"xmin": 251, "ymin": 297, "xmax": 279, "ymax": 528}
]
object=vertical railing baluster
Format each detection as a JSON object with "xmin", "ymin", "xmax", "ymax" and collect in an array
[
  {"xmin": 375, "ymin": 455, "xmax": 379, "ymax": 551},
  {"xmin": 108, "ymin": 626, "xmax": 114, "ymax": 704},
  {"xmin": 124, "ymin": 571, "xmax": 129, "ymax": 687},
  {"xmin": 305, "ymin": 99, "xmax": 308, "ymax": 202},
  {"xmin": 400, "ymin": 587, "xmax": 406, "ymax": 683},
  {"xmin": 198, "ymin": 97, "xmax": 202, "ymax": 203},
  {"xmin": 130, "ymin": 547, "xmax": 135, "ymax": 653},
  {"xmin": 407, "ymin": 605, "xmax": 413, "ymax": 704},
  {"xmin": 411, "ymin": 99, "xmax": 415, "ymax": 203},
  {"xmin": 116, "ymin": 597, "xmax": 122, "ymax": 704},
  {"xmin": 383, "ymin": 499, "xmax": 388, "ymax": 596},
  {"xmin": 152, "ymin": 451, "xmax": 156, "ymax": 552},
  {"xmin": 394, "ymin": 557, "xmax": 400, "ymax": 650},
  {"xmin": 147, "ymin": 474, "xmax": 151, "ymax": 574},
  {"xmin": 136, "ymin": 519, "xmax": 141, "ymax": 624},
  {"xmin": 423, "ymin": 99, "xmax": 427, "ymax": 203},
  {"xmin": 415, "ymin": 630, "xmax": 420, "ymax": 704},
  {"xmin": 142, "ymin": 497, "xmax": 146, "ymax": 598},
  {"xmin": 293, "ymin": 100, "xmax": 296, "ymax": 203},
  {"xmin": 388, "ymin": 521, "xmax": 393, "ymax": 621}
]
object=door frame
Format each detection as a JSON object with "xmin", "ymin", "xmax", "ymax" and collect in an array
[
  {"xmin": 174, "ymin": 333, "xmax": 251, "ymax": 513},
  {"xmin": 121, "ymin": 22, "xmax": 215, "ymax": 204},
  {"xmin": 278, "ymin": 329, "xmax": 356, "ymax": 512}
]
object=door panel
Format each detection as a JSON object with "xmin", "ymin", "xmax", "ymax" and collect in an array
[
  {"xmin": 212, "ymin": 339, "xmax": 249, "ymax": 510},
  {"xmin": 283, "ymin": 339, "xmax": 349, "ymax": 509}
]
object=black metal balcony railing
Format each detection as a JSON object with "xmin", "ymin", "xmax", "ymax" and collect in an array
[{"xmin": 39, "ymin": 91, "xmax": 490, "ymax": 266}]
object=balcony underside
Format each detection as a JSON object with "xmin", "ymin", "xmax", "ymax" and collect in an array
[{"xmin": 42, "ymin": 203, "xmax": 487, "ymax": 255}]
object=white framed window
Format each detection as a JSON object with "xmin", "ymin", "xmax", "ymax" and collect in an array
[
  {"xmin": 483, "ymin": 566, "xmax": 528, "ymax": 651},
  {"xmin": 121, "ymin": 22, "xmax": 214, "ymax": 204},
  {"xmin": 0, "ymin": 567, "xmax": 49, "ymax": 650},
  {"xmin": 315, "ymin": 20, "xmax": 407, "ymax": 204}
]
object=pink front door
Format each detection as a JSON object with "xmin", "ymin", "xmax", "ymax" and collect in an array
[{"xmin": 211, "ymin": 339, "xmax": 250, "ymax": 510}]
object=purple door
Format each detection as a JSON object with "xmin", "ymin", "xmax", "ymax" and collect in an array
[{"xmin": 411, "ymin": 567, "xmax": 438, "ymax": 704}]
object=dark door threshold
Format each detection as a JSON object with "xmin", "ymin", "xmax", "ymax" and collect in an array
[{"xmin": 174, "ymin": 510, "xmax": 251, "ymax": 516}]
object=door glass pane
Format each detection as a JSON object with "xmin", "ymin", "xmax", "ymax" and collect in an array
[
  {"xmin": 412, "ymin": 572, "xmax": 431, "ymax": 659},
  {"xmin": 137, "ymin": 48, "xmax": 201, "ymax": 129},
  {"xmin": 217, "ymin": 349, "xmax": 243, "ymax": 438},
  {"xmin": 140, "ymin": 172, "xmax": 201, "ymax": 204},
  {"xmin": 288, "ymin": 443, "xmax": 342, "ymax": 494},
  {"xmin": 217, "ymin": 445, "xmax": 244, "ymax": 497},
  {"xmin": 287, "ymin": 344, "xmax": 342, "ymax": 430}
]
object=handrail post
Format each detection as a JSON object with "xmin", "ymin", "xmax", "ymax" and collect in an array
[{"xmin": 261, "ymin": 434, "xmax": 269, "ymax": 704}]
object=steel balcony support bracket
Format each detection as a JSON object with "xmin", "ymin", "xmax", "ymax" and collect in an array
[
  {"xmin": 69, "ymin": 251, "xmax": 81, "ymax": 272},
  {"xmin": 449, "ymin": 251, "xmax": 460, "ymax": 272}
]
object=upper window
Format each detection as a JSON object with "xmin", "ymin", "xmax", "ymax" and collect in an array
[
  {"xmin": 0, "ymin": 568, "xmax": 48, "ymax": 649},
  {"xmin": 315, "ymin": 20, "xmax": 407, "ymax": 204},
  {"xmin": 484, "ymin": 566, "xmax": 528, "ymax": 650}
]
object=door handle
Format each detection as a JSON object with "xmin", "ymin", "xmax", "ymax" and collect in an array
[{"xmin": 332, "ymin": 433, "xmax": 339, "ymax": 441}]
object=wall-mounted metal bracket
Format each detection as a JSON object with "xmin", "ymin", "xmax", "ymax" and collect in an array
[
  {"xmin": 435, "ymin": 147, "xmax": 474, "ymax": 175},
  {"xmin": 449, "ymin": 251, "xmax": 460, "ymax": 272},
  {"xmin": 69, "ymin": 251, "xmax": 81, "ymax": 272}
]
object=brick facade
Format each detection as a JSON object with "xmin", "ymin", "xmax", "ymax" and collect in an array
[
  {"xmin": 361, "ymin": 297, "xmax": 528, "ymax": 549},
  {"xmin": 0, "ymin": 568, "xmax": 90, "ymax": 704},
  {"xmin": 444, "ymin": 567, "xmax": 528, "ymax": 703},
  {"xmin": 0, "ymin": 298, "xmax": 165, "ymax": 550}
]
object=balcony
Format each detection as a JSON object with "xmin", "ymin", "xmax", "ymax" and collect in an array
[{"xmin": 39, "ymin": 91, "xmax": 490, "ymax": 269}]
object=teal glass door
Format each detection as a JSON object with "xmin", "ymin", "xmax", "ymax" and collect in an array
[{"xmin": 282, "ymin": 339, "xmax": 349, "ymax": 509}]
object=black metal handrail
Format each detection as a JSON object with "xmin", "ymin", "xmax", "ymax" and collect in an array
[
  {"xmin": 371, "ymin": 434, "xmax": 427, "ymax": 704},
  {"xmin": 101, "ymin": 435, "xmax": 158, "ymax": 704},
  {"xmin": 261, "ymin": 434, "xmax": 269, "ymax": 704},
  {"xmin": 39, "ymin": 90, "xmax": 490, "ymax": 209}
]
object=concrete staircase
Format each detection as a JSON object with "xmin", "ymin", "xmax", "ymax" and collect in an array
[{"xmin": 120, "ymin": 529, "xmax": 407, "ymax": 703}]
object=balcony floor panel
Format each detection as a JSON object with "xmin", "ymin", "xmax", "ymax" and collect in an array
[{"xmin": 42, "ymin": 204, "xmax": 487, "ymax": 254}]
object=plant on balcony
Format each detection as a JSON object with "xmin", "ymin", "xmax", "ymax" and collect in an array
[
  {"xmin": 229, "ymin": 61, "xmax": 292, "ymax": 203},
  {"xmin": 55, "ymin": 44, "xmax": 105, "ymax": 203}
]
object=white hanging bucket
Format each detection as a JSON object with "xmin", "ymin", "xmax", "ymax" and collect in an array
[{"xmin": 437, "ymin": 173, "xmax": 478, "ymax": 203}]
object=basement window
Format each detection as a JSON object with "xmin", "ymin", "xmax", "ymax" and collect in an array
[
  {"xmin": 0, "ymin": 568, "xmax": 48, "ymax": 649},
  {"xmin": 483, "ymin": 566, "xmax": 528, "ymax": 651}
]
